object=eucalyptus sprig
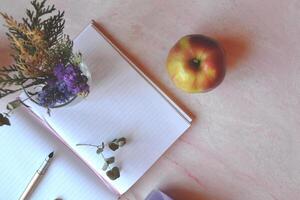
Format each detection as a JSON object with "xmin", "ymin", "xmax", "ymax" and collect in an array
[
  {"xmin": 76, "ymin": 137, "xmax": 127, "ymax": 180},
  {"xmin": 0, "ymin": 98, "xmax": 31, "ymax": 126}
]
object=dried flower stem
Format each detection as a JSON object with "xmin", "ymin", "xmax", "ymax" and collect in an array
[
  {"xmin": 76, "ymin": 143, "xmax": 112, "ymax": 170},
  {"xmin": 76, "ymin": 143, "xmax": 99, "ymax": 148},
  {"xmin": 0, "ymin": 79, "xmax": 44, "ymax": 98}
]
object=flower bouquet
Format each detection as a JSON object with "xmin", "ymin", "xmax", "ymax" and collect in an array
[{"xmin": 0, "ymin": 0, "xmax": 90, "ymax": 126}]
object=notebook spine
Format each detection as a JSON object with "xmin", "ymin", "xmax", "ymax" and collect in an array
[{"xmin": 90, "ymin": 21, "xmax": 192, "ymax": 124}]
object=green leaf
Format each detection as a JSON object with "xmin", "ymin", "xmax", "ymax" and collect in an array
[
  {"xmin": 108, "ymin": 142, "xmax": 119, "ymax": 151},
  {"xmin": 0, "ymin": 114, "xmax": 10, "ymax": 126},
  {"xmin": 6, "ymin": 99, "xmax": 21, "ymax": 111},
  {"xmin": 111, "ymin": 139, "xmax": 118, "ymax": 143},
  {"xmin": 105, "ymin": 157, "xmax": 115, "ymax": 165},
  {"xmin": 70, "ymin": 52, "xmax": 82, "ymax": 66},
  {"xmin": 96, "ymin": 142, "xmax": 105, "ymax": 154},
  {"xmin": 117, "ymin": 137, "xmax": 126, "ymax": 147},
  {"xmin": 101, "ymin": 142, "xmax": 104, "ymax": 148},
  {"xmin": 106, "ymin": 167, "xmax": 120, "ymax": 180},
  {"xmin": 96, "ymin": 147, "xmax": 103, "ymax": 154},
  {"xmin": 102, "ymin": 162, "xmax": 108, "ymax": 171},
  {"xmin": 47, "ymin": 108, "xmax": 51, "ymax": 116},
  {"xmin": 0, "ymin": 65, "xmax": 18, "ymax": 73},
  {"xmin": 108, "ymin": 137, "xmax": 126, "ymax": 151}
]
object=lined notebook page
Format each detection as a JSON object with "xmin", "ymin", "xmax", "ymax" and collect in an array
[
  {"xmin": 0, "ymin": 107, "xmax": 117, "ymax": 199},
  {"xmin": 28, "ymin": 23, "xmax": 192, "ymax": 194}
]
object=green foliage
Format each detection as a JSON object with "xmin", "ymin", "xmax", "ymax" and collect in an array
[
  {"xmin": 0, "ymin": 71, "xmax": 27, "ymax": 87},
  {"xmin": 0, "ymin": 65, "xmax": 18, "ymax": 73},
  {"xmin": 70, "ymin": 53, "xmax": 83, "ymax": 67},
  {"xmin": 0, "ymin": 0, "xmax": 81, "ymax": 127},
  {"xmin": 0, "ymin": 76, "xmax": 44, "ymax": 98},
  {"xmin": 105, "ymin": 157, "xmax": 115, "ymax": 165},
  {"xmin": 0, "ymin": 69, "xmax": 37, "ymax": 98},
  {"xmin": 46, "ymin": 35, "xmax": 74, "ymax": 67},
  {"xmin": 76, "ymin": 137, "xmax": 127, "ymax": 180},
  {"xmin": 102, "ymin": 162, "xmax": 109, "ymax": 171},
  {"xmin": 108, "ymin": 137, "xmax": 127, "ymax": 151},
  {"xmin": 22, "ymin": 0, "xmax": 65, "ymax": 47},
  {"xmin": 6, "ymin": 99, "xmax": 21, "ymax": 111},
  {"xmin": 0, "ymin": 114, "xmax": 10, "ymax": 126},
  {"xmin": 96, "ymin": 142, "xmax": 105, "ymax": 154},
  {"xmin": 0, "ymin": 0, "xmax": 67, "ymax": 84},
  {"xmin": 0, "ymin": 98, "xmax": 29, "ymax": 126},
  {"xmin": 22, "ymin": 0, "xmax": 55, "ymax": 29},
  {"xmin": 108, "ymin": 141, "xmax": 118, "ymax": 151},
  {"xmin": 106, "ymin": 167, "xmax": 120, "ymax": 180}
]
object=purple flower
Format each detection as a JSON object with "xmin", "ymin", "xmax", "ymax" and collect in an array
[
  {"xmin": 54, "ymin": 63, "xmax": 89, "ymax": 95},
  {"xmin": 37, "ymin": 63, "xmax": 89, "ymax": 107},
  {"xmin": 37, "ymin": 81, "xmax": 75, "ymax": 107},
  {"xmin": 53, "ymin": 63, "xmax": 65, "ymax": 81}
]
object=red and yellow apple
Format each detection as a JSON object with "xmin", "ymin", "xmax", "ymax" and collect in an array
[{"xmin": 166, "ymin": 35, "xmax": 226, "ymax": 93}]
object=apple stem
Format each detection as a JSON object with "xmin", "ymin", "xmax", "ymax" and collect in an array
[{"xmin": 190, "ymin": 58, "xmax": 201, "ymax": 70}]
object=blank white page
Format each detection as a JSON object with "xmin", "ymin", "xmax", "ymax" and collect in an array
[
  {"xmin": 28, "ymin": 23, "xmax": 192, "ymax": 194},
  {"xmin": 0, "ymin": 107, "xmax": 117, "ymax": 200}
]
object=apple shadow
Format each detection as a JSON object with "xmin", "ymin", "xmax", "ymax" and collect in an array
[
  {"xmin": 92, "ymin": 20, "xmax": 195, "ymax": 119},
  {"xmin": 162, "ymin": 187, "xmax": 208, "ymax": 200},
  {"xmin": 214, "ymin": 35, "xmax": 249, "ymax": 71}
]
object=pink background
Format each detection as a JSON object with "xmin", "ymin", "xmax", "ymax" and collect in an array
[{"xmin": 1, "ymin": 1, "xmax": 299, "ymax": 199}]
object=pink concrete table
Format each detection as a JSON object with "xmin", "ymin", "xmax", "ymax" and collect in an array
[{"xmin": 1, "ymin": 1, "xmax": 299, "ymax": 199}]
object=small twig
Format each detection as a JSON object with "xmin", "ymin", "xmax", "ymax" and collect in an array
[
  {"xmin": 99, "ymin": 152, "xmax": 112, "ymax": 170},
  {"xmin": 76, "ymin": 138, "xmax": 126, "ymax": 180},
  {"xmin": 76, "ymin": 143, "xmax": 99, "ymax": 148},
  {"xmin": 76, "ymin": 143, "xmax": 112, "ymax": 170},
  {"xmin": 0, "ymin": 79, "xmax": 44, "ymax": 98}
]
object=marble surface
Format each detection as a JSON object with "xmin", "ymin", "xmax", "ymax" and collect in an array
[{"xmin": 1, "ymin": 1, "xmax": 300, "ymax": 200}]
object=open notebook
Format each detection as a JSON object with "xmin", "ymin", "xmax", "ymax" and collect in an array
[{"xmin": 0, "ymin": 22, "xmax": 192, "ymax": 199}]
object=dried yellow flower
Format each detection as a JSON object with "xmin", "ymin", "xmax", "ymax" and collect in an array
[{"xmin": 1, "ymin": 13, "xmax": 51, "ymax": 77}]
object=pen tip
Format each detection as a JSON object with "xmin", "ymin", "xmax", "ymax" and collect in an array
[{"xmin": 48, "ymin": 151, "xmax": 54, "ymax": 158}]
